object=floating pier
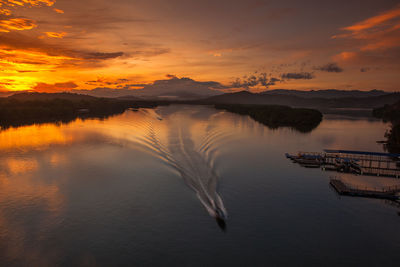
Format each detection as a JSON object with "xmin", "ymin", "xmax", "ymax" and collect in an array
[
  {"xmin": 286, "ymin": 149, "xmax": 400, "ymax": 178},
  {"xmin": 330, "ymin": 179, "xmax": 400, "ymax": 200}
]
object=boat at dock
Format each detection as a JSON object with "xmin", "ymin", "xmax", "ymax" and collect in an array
[{"xmin": 286, "ymin": 149, "xmax": 400, "ymax": 178}]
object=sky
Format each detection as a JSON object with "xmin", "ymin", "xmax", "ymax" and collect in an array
[{"xmin": 0, "ymin": 0, "xmax": 399, "ymax": 96}]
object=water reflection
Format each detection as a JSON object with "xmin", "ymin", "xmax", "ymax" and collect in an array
[
  {"xmin": 131, "ymin": 106, "xmax": 234, "ymax": 227},
  {"xmin": 0, "ymin": 105, "xmax": 398, "ymax": 266}
]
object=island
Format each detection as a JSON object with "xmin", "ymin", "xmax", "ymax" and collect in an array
[{"xmin": 214, "ymin": 104, "xmax": 323, "ymax": 132}]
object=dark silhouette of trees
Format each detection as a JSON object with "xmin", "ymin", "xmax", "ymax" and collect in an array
[
  {"xmin": 0, "ymin": 93, "xmax": 162, "ymax": 129},
  {"xmin": 373, "ymin": 100, "xmax": 400, "ymax": 153},
  {"xmin": 215, "ymin": 104, "xmax": 323, "ymax": 132}
]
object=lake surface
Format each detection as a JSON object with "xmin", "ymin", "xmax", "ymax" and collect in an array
[{"xmin": 1, "ymin": 105, "xmax": 400, "ymax": 266}]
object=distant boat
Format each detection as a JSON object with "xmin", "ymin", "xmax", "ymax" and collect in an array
[{"xmin": 77, "ymin": 108, "xmax": 90, "ymax": 114}]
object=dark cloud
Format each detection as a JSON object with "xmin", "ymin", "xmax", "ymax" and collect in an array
[
  {"xmin": 313, "ymin": 62, "xmax": 343, "ymax": 73},
  {"xmin": 269, "ymin": 77, "xmax": 281, "ymax": 84},
  {"xmin": 231, "ymin": 72, "xmax": 281, "ymax": 89},
  {"xmin": 360, "ymin": 67, "xmax": 370, "ymax": 72},
  {"xmin": 166, "ymin": 74, "xmax": 177, "ymax": 79},
  {"xmin": 84, "ymin": 78, "xmax": 147, "ymax": 89},
  {"xmin": 83, "ymin": 52, "xmax": 124, "ymax": 60},
  {"xmin": 281, "ymin": 72, "xmax": 314, "ymax": 80},
  {"xmin": 17, "ymin": 70, "xmax": 39, "ymax": 73}
]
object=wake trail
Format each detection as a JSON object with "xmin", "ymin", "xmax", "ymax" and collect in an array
[{"xmin": 133, "ymin": 108, "xmax": 231, "ymax": 220}]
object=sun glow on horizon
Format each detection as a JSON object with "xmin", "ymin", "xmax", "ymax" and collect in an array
[{"xmin": 0, "ymin": 1, "xmax": 399, "ymax": 93}]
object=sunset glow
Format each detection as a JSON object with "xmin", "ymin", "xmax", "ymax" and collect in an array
[{"xmin": 0, "ymin": 0, "xmax": 399, "ymax": 95}]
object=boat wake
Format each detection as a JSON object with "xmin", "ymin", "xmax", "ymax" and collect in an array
[{"xmin": 131, "ymin": 106, "xmax": 232, "ymax": 227}]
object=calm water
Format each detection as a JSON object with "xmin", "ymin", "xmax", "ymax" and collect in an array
[{"xmin": 1, "ymin": 105, "xmax": 400, "ymax": 266}]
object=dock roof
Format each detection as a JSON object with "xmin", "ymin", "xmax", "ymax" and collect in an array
[{"xmin": 324, "ymin": 149, "xmax": 400, "ymax": 158}]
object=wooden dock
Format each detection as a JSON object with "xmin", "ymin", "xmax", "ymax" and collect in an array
[
  {"xmin": 287, "ymin": 149, "xmax": 400, "ymax": 178},
  {"xmin": 330, "ymin": 179, "xmax": 400, "ymax": 200}
]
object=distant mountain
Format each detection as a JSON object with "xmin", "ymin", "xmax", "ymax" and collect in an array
[
  {"xmin": 8, "ymin": 92, "xmax": 97, "ymax": 101},
  {"xmin": 116, "ymin": 95, "xmax": 142, "ymax": 101},
  {"xmin": 261, "ymin": 89, "xmax": 389, "ymax": 98},
  {"xmin": 70, "ymin": 88, "xmax": 143, "ymax": 98},
  {"xmin": 69, "ymin": 77, "xmax": 224, "ymax": 99},
  {"xmin": 200, "ymin": 91, "xmax": 400, "ymax": 109}
]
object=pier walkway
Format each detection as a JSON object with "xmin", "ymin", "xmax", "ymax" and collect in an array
[
  {"xmin": 286, "ymin": 149, "xmax": 400, "ymax": 178},
  {"xmin": 330, "ymin": 179, "xmax": 400, "ymax": 200}
]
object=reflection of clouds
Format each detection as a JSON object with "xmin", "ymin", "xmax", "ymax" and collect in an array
[
  {"xmin": 4, "ymin": 157, "xmax": 38, "ymax": 175},
  {"xmin": 0, "ymin": 106, "xmax": 242, "ymax": 263},
  {"xmin": 0, "ymin": 119, "xmax": 122, "ymax": 152},
  {"xmin": 0, "ymin": 157, "xmax": 63, "ymax": 265},
  {"xmin": 0, "ymin": 106, "xmax": 393, "ymax": 265},
  {"xmin": 49, "ymin": 152, "xmax": 67, "ymax": 167},
  {"xmin": 0, "ymin": 123, "xmax": 74, "ymax": 151}
]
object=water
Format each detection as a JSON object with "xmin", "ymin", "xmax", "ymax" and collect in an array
[{"xmin": 1, "ymin": 105, "xmax": 399, "ymax": 266}]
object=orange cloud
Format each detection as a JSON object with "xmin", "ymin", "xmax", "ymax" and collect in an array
[
  {"xmin": 343, "ymin": 5, "xmax": 400, "ymax": 32},
  {"xmin": 333, "ymin": 4, "xmax": 400, "ymax": 65},
  {"xmin": 41, "ymin": 31, "xmax": 67, "ymax": 38},
  {"xmin": 33, "ymin": 81, "xmax": 78, "ymax": 92},
  {"xmin": 0, "ymin": 46, "xmax": 82, "ymax": 91},
  {"xmin": 0, "ymin": 8, "xmax": 11, "ymax": 15},
  {"xmin": 0, "ymin": 0, "xmax": 55, "ymax": 7},
  {"xmin": 24, "ymin": 0, "xmax": 55, "ymax": 6},
  {"xmin": 0, "ymin": 1, "xmax": 60, "ymax": 35},
  {"xmin": 0, "ymin": 18, "xmax": 37, "ymax": 32},
  {"xmin": 333, "ymin": 52, "xmax": 357, "ymax": 62},
  {"xmin": 53, "ymin": 7, "xmax": 63, "ymax": 13},
  {"xmin": 0, "ymin": 0, "xmax": 56, "ymax": 20}
]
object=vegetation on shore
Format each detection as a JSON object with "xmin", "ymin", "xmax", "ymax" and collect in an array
[
  {"xmin": 215, "ymin": 104, "xmax": 323, "ymax": 132},
  {"xmin": 201, "ymin": 91, "xmax": 400, "ymax": 110},
  {"xmin": 373, "ymin": 101, "xmax": 400, "ymax": 153},
  {"xmin": 1, "ymin": 93, "xmax": 323, "ymax": 133},
  {"xmin": 0, "ymin": 93, "xmax": 163, "ymax": 129}
]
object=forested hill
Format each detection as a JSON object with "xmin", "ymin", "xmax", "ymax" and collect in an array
[{"xmin": 200, "ymin": 91, "xmax": 400, "ymax": 109}]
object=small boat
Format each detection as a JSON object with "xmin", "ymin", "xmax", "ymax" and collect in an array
[
  {"xmin": 285, "ymin": 153, "xmax": 295, "ymax": 159},
  {"xmin": 301, "ymin": 163, "xmax": 321, "ymax": 168},
  {"xmin": 214, "ymin": 208, "xmax": 227, "ymax": 231},
  {"xmin": 294, "ymin": 158, "xmax": 321, "ymax": 165}
]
